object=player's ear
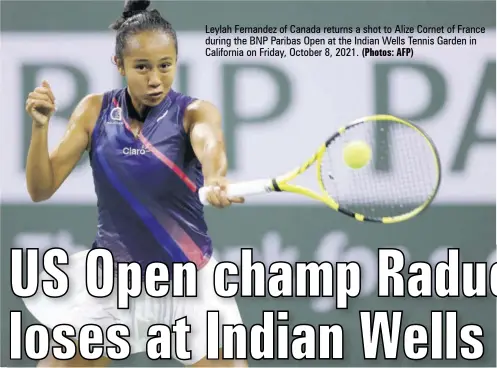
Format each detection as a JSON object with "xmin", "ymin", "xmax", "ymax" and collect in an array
[{"xmin": 113, "ymin": 56, "xmax": 125, "ymax": 76}]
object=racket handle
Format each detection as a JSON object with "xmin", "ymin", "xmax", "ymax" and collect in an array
[{"xmin": 198, "ymin": 179, "xmax": 273, "ymax": 205}]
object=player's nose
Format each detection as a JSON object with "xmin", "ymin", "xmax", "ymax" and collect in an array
[{"xmin": 148, "ymin": 71, "xmax": 161, "ymax": 88}]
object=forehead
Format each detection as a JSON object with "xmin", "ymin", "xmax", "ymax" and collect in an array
[{"xmin": 124, "ymin": 30, "xmax": 176, "ymax": 59}]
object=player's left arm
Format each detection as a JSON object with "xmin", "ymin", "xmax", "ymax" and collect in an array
[{"xmin": 185, "ymin": 100, "xmax": 244, "ymax": 208}]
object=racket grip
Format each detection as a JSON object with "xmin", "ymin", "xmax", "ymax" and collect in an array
[{"xmin": 198, "ymin": 179, "xmax": 272, "ymax": 206}]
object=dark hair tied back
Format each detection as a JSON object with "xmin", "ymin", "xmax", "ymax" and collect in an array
[
  {"xmin": 110, "ymin": 0, "xmax": 178, "ymax": 61},
  {"xmin": 110, "ymin": 0, "xmax": 151, "ymax": 30}
]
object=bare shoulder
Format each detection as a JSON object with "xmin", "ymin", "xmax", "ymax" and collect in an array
[
  {"xmin": 81, "ymin": 93, "xmax": 104, "ymax": 108},
  {"xmin": 69, "ymin": 93, "xmax": 104, "ymax": 149},
  {"xmin": 75, "ymin": 93, "xmax": 104, "ymax": 122},
  {"xmin": 74, "ymin": 93, "xmax": 103, "ymax": 126},
  {"xmin": 184, "ymin": 99, "xmax": 221, "ymax": 133}
]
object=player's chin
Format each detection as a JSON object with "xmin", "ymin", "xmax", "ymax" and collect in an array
[{"xmin": 143, "ymin": 94, "xmax": 166, "ymax": 106}]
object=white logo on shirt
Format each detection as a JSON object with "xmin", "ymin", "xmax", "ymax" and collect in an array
[
  {"xmin": 106, "ymin": 107, "xmax": 123, "ymax": 125},
  {"xmin": 111, "ymin": 107, "xmax": 122, "ymax": 121},
  {"xmin": 157, "ymin": 110, "xmax": 169, "ymax": 122},
  {"xmin": 122, "ymin": 145, "xmax": 150, "ymax": 156}
]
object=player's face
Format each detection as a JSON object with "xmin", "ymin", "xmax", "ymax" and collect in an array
[{"xmin": 120, "ymin": 30, "xmax": 177, "ymax": 108}]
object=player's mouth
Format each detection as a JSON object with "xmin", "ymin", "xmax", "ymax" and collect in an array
[{"xmin": 147, "ymin": 91, "xmax": 163, "ymax": 99}]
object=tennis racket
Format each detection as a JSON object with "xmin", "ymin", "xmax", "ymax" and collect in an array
[{"xmin": 198, "ymin": 114, "xmax": 441, "ymax": 224}]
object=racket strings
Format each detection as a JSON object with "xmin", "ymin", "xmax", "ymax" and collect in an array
[{"xmin": 320, "ymin": 120, "xmax": 439, "ymax": 220}]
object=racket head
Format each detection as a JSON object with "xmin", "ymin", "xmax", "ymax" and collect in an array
[
  {"xmin": 271, "ymin": 145, "xmax": 342, "ymax": 209},
  {"xmin": 315, "ymin": 114, "xmax": 441, "ymax": 223}
]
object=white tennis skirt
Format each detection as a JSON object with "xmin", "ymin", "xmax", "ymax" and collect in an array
[{"xmin": 22, "ymin": 249, "xmax": 243, "ymax": 365}]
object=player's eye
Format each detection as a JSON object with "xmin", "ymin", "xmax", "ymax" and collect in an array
[
  {"xmin": 135, "ymin": 65, "xmax": 147, "ymax": 71},
  {"xmin": 160, "ymin": 63, "xmax": 170, "ymax": 69}
]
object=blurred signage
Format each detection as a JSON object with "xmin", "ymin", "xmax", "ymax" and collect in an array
[{"xmin": 1, "ymin": 32, "xmax": 495, "ymax": 204}]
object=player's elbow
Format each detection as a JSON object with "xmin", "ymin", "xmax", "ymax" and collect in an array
[
  {"xmin": 29, "ymin": 193, "xmax": 51, "ymax": 203},
  {"xmin": 27, "ymin": 187, "xmax": 53, "ymax": 203},
  {"xmin": 26, "ymin": 171, "xmax": 57, "ymax": 202}
]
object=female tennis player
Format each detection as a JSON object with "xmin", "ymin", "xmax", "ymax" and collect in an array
[{"xmin": 24, "ymin": 0, "xmax": 247, "ymax": 366}]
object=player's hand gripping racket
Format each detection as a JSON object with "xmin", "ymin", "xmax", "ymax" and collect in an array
[{"xmin": 198, "ymin": 115, "xmax": 441, "ymax": 224}]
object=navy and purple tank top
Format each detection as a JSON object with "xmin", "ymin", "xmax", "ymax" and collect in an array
[{"xmin": 89, "ymin": 88, "xmax": 212, "ymax": 270}]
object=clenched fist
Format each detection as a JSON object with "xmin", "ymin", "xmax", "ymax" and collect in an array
[
  {"xmin": 203, "ymin": 176, "xmax": 245, "ymax": 208},
  {"xmin": 25, "ymin": 80, "xmax": 56, "ymax": 127}
]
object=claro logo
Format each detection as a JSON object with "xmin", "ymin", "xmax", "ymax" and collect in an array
[{"xmin": 122, "ymin": 145, "xmax": 150, "ymax": 156}]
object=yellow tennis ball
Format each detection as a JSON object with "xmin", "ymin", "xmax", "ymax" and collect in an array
[{"xmin": 342, "ymin": 140, "xmax": 372, "ymax": 169}]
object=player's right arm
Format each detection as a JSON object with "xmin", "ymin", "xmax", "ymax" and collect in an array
[{"xmin": 25, "ymin": 80, "xmax": 102, "ymax": 202}]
